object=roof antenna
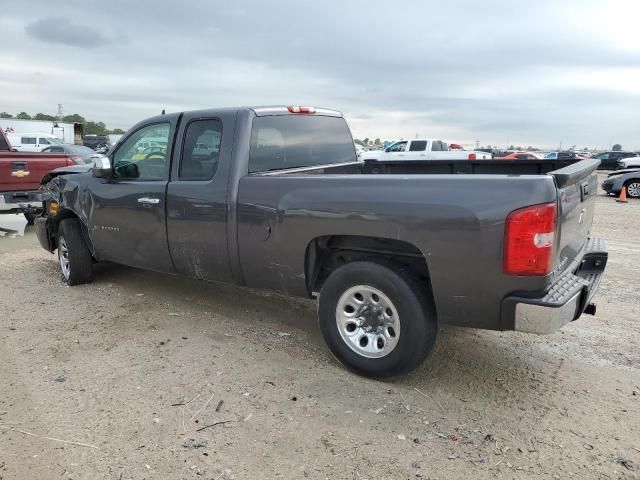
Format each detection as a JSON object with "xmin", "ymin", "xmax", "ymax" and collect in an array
[{"xmin": 161, "ymin": 109, "xmax": 165, "ymax": 115}]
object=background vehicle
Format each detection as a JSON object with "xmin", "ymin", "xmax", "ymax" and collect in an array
[
  {"xmin": 0, "ymin": 129, "xmax": 72, "ymax": 223},
  {"xmin": 602, "ymin": 169, "xmax": 640, "ymax": 198},
  {"xmin": 42, "ymin": 144, "xmax": 103, "ymax": 165},
  {"xmin": 496, "ymin": 152, "xmax": 544, "ymax": 160},
  {"xmin": 617, "ymin": 156, "xmax": 640, "ymax": 169},
  {"xmin": 591, "ymin": 151, "xmax": 638, "ymax": 170},
  {"xmin": 544, "ymin": 151, "xmax": 589, "ymax": 161},
  {"xmin": 83, "ymin": 134, "xmax": 112, "ymax": 154},
  {"xmin": 6, "ymin": 133, "xmax": 63, "ymax": 152},
  {"xmin": 36, "ymin": 106, "xmax": 606, "ymax": 377},
  {"xmin": 361, "ymin": 139, "xmax": 492, "ymax": 161}
]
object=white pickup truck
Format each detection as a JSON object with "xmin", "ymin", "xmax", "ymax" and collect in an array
[{"xmin": 362, "ymin": 139, "xmax": 492, "ymax": 161}]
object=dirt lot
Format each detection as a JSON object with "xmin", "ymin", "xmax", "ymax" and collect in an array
[{"xmin": 0, "ymin": 184, "xmax": 638, "ymax": 480}]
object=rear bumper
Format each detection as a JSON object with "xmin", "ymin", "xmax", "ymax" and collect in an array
[
  {"xmin": 503, "ymin": 237, "xmax": 607, "ymax": 334},
  {"xmin": 0, "ymin": 190, "xmax": 42, "ymax": 213}
]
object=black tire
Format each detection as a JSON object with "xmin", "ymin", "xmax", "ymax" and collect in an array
[
  {"xmin": 318, "ymin": 261, "xmax": 437, "ymax": 378},
  {"xmin": 57, "ymin": 218, "xmax": 94, "ymax": 286},
  {"xmin": 24, "ymin": 210, "xmax": 40, "ymax": 225}
]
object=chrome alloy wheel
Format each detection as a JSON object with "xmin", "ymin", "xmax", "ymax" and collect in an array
[
  {"xmin": 626, "ymin": 182, "xmax": 640, "ymax": 198},
  {"xmin": 335, "ymin": 285, "xmax": 400, "ymax": 358},
  {"xmin": 58, "ymin": 236, "xmax": 71, "ymax": 280}
]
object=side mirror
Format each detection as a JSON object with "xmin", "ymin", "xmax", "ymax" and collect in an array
[{"xmin": 92, "ymin": 156, "xmax": 112, "ymax": 178}]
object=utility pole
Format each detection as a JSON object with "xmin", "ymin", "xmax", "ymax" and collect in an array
[
  {"xmin": 57, "ymin": 104, "xmax": 63, "ymax": 120},
  {"xmin": 475, "ymin": 138, "xmax": 480, "ymax": 149}
]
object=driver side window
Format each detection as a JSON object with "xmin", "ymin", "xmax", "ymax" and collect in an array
[
  {"xmin": 113, "ymin": 123, "xmax": 170, "ymax": 180},
  {"xmin": 386, "ymin": 141, "xmax": 407, "ymax": 153}
]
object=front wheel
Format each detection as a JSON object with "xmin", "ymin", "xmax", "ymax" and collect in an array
[
  {"xmin": 318, "ymin": 261, "xmax": 437, "ymax": 378},
  {"xmin": 57, "ymin": 218, "xmax": 94, "ymax": 285}
]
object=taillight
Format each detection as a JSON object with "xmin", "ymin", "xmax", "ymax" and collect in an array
[
  {"xmin": 66, "ymin": 157, "xmax": 75, "ymax": 166},
  {"xmin": 468, "ymin": 153, "xmax": 477, "ymax": 160},
  {"xmin": 504, "ymin": 202, "xmax": 557, "ymax": 276},
  {"xmin": 287, "ymin": 106, "xmax": 316, "ymax": 114}
]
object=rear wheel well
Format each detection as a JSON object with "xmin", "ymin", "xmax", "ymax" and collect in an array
[{"xmin": 305, "ymin": 235, "xmax": 434, "ymax": 304}]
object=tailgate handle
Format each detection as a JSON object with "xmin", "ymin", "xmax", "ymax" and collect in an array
[{"xmin": 581, "ymin": 182, "xmax": 590, "ymax": 200}]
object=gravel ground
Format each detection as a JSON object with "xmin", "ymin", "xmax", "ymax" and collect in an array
[{"xmin": 0, "ymin": 181, "xmax": 638, "ymax": 480}]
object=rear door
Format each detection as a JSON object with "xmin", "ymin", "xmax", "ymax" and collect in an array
[
  {"xmin": 87, "ymin": 118, "xmax": 177, "ymax": 272},
  {"xmin": 408, "ymin": 140, "xmax": 428, "ymax": 159},
  {"xmin": 166, "ymin": 110, "xmax": 235, "ymax": 282}
]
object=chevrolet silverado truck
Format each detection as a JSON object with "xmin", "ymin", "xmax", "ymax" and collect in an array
[
  {"xmin": 35, "ymin": 106, "xmax": 607, "ymax": 377},
  {"xmin": 0, "ymin": 129, "xmax": 73, "ymax": 223},
  {"xmin": 362, "ymin": 139, "xmax": 492, "ymax": 161}
]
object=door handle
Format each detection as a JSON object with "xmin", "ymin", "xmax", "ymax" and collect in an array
[{"xmin": 137, "ymin": 197, "xmax": 160, "ymax": 205}]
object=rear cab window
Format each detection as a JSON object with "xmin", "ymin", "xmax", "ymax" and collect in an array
[
  {"xmin": 179, "ymin": 119, "xmax": 223, "ymax": 180},
  {"xmin": 248, "ymin": 115, "xmax": 356, "ymax": 173}
]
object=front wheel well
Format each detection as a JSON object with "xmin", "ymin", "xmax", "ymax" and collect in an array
[
  {"xmin": 50, "ymin": 209, "xmax": 91, "ymax": 252},
  {"xmin": 305, "ymin": 235, "xmax": 434, "ymax": 301}
]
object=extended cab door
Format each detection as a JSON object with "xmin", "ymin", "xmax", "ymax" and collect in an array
[
  {"xmin": 87, "ymin": 119, "xmax": 177, "ymax": 273},
  {"xmin": 407, "ymin": 140, "xmax": 428, "ymax": 159},
  {"xmin": 165, "ymin": 110, "xmax": 235, "ymax": 282}
]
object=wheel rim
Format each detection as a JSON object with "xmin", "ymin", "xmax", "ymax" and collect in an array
[
  {"xmin": 58, "ymin": 236, "xmax": 71, "ymax": 280},
  {"xmin": 335, "ymin": 285, "xmax": 400, "ymax": 359},
  {"xmin": 627, "ymin": 182, "xmax": 640, "ymax": 198}
]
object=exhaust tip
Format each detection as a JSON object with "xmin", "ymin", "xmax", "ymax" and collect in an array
[{"xmin": 584, "ymin": 303, "xmax": 597, "ymax": 316}]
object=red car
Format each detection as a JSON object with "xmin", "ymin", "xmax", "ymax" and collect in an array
[
  {"xmin": 495, "ymin": 152, "xmax": 545, "ymax": 160},
  {"xmin": 1, "ymin": 129, "xmax": 73, "ymax": 223}
]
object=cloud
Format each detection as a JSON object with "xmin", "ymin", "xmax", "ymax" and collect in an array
[
  {"xmin": 25, "ymin": 17, "xmax": 110, "ymax": 48},
  {"xmin": 0, "ymin": 0, "xmax": 638, "ymax": 148}
]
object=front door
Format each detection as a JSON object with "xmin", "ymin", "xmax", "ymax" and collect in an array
[
  {"xmin": 166, "ymin": 111, "xmax": 235, "ymax": 282},
  {"xmin": 380, "ymin": 140, "xmax": 408, "ymax": 160},
  {"xmin": 88, "ymin": 119, "xmax": 176, "ymax": 273}
]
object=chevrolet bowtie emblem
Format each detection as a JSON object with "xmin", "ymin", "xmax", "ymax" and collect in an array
[{"xmin": 11, "ymin": 170, "xmax": 30, "ymax": 177}]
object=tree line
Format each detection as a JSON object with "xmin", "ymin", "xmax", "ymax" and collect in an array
[{"xmin": 0, "ymin": 111, "xmax": 125, "ymax": 135}]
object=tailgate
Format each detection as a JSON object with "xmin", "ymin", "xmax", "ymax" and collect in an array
[
  {"xmin": 551, "ymin": 158, "xmax": 600, "ymax": 269},
  {"xmin": 0, "ymin": 154, "xmax": 69, "ymax": 191}
]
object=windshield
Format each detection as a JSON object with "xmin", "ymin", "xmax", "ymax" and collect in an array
[{"xmin": 249, "ymin": 115, "xmax": 356, "ymax": 173}]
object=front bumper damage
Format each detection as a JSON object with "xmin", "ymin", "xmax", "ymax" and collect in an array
[{"xmin": 503, "ymin": 237, "xmax": 608, "ymax": 334}]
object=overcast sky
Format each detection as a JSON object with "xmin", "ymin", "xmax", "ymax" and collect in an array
[{"xmin": 1, "ymin": 0, "xmax": 639, "ymax": 149}]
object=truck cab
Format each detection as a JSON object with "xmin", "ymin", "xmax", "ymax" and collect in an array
[{"xmin": 362, "ymin": 139, "xmax": 491, "ymax": 161}]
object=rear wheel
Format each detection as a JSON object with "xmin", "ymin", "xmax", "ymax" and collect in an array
[
  {"xmin": 318, "ymin": 261, "xmax": 437, "ymax": 378},
  {"xmin": 57, "ymin": 218, "xmax": 94, "ymax": 285},
  {"xmin": 625, "ymin": 181, "xmax": 640, "ymax": 198}
]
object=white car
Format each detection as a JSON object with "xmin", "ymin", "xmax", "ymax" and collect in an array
[
  {"xmin": 617, "ymin": 155, "xmax": 640, "ymax": 169},
  {"xmin": 361, "ymin": 139, "xmax": 491, "ymax": 161},
  {"xmin": 6, "ymin": 132, "xmax": 63, "ymax": 152}
]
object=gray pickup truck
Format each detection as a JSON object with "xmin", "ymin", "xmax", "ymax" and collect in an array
[{"xmin": 35, "ymin": 106, "xmax": 607, "ymax": 377}]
